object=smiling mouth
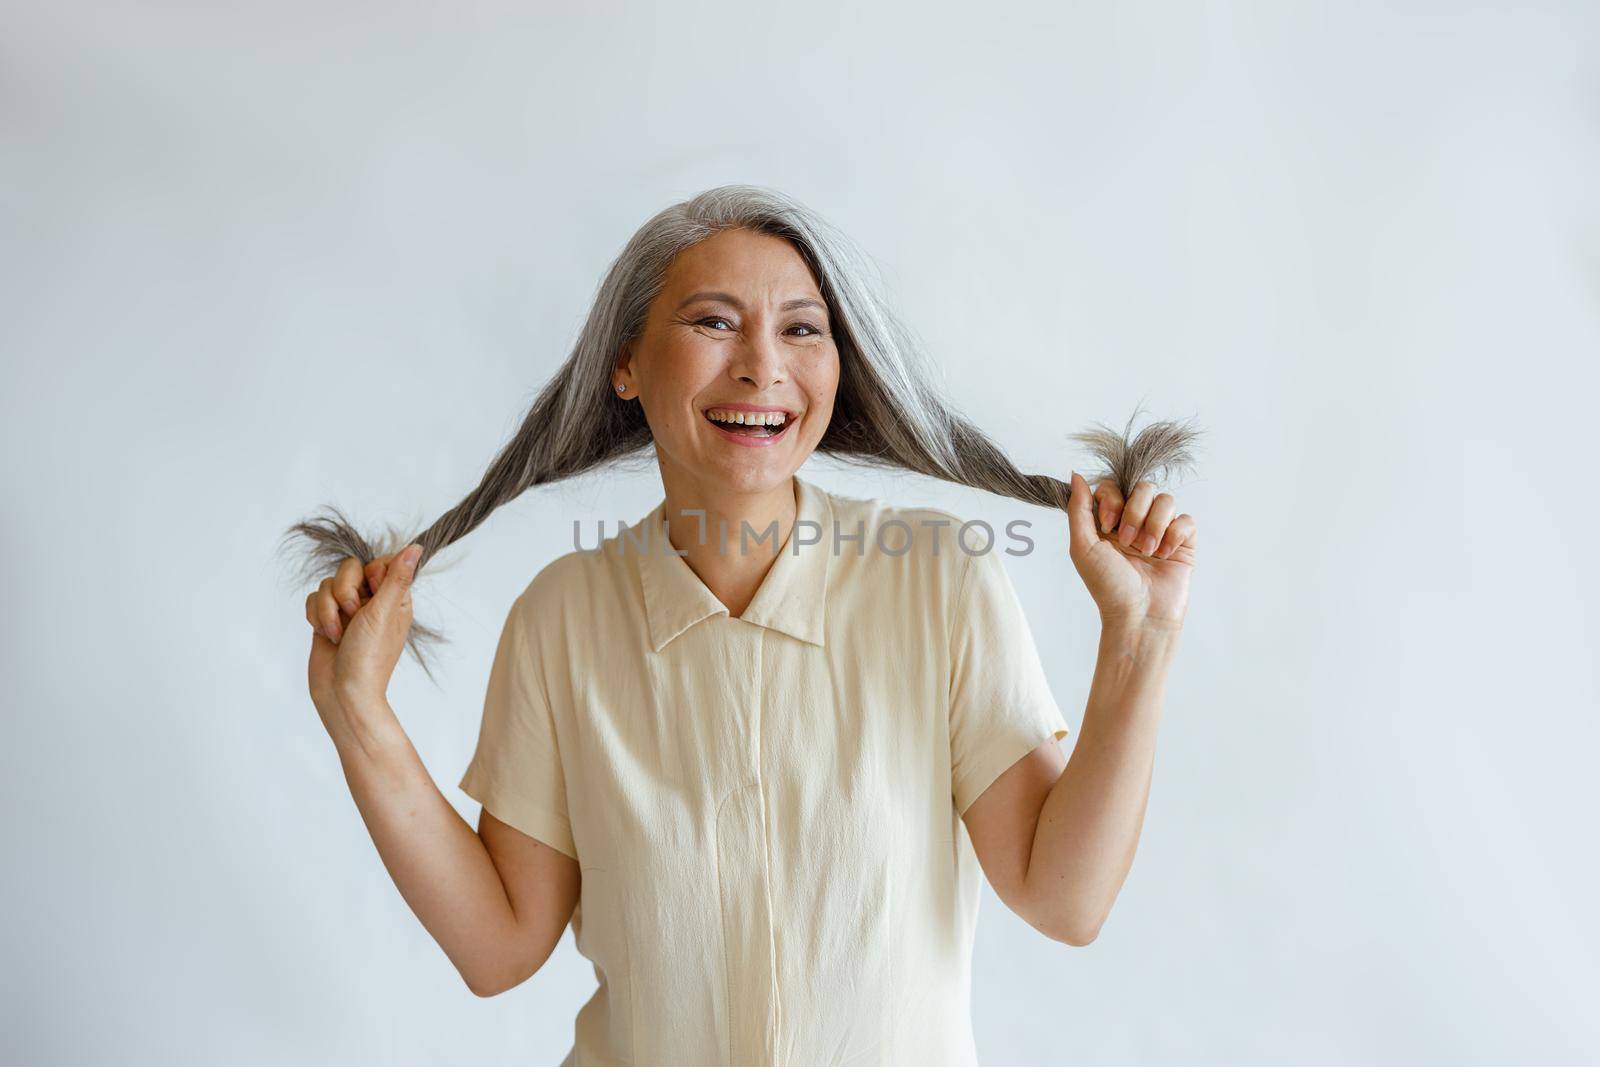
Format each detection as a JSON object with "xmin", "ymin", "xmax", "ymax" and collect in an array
[{"xmin": 702, "ymin": 408, "xmax": 793, "ymax": 438}]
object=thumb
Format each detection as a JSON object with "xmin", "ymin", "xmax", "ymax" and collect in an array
[
  {"xmin": 371, "ymin": 542, "xmax": 423, "ymax": 611},
  {"xmin": 1065, "ymin": 471, "xmax": 1099, "ymax": 558}
]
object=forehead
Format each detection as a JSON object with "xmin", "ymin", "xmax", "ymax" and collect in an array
[{"xmin": 662, "ymin": 228, "xmax": 821, "ymax": 297}]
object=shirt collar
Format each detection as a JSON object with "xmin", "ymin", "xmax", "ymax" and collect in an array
[{"xmin": 633, "ymin": 474, "xmax": 833, "ymax": 653}]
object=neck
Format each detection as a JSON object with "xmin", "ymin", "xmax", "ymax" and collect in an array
[{"xmin": 658, "ymin": 468, "xmax": 798, "ymax": 618}]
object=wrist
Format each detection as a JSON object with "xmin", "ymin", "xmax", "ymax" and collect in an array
[
  {"xmin": 1097, "ymin": 614, "xmax": 1184, "ymax": 662},
  {"xmin": 333, "ymin": 679, "xmax": 391, "ymax": 716},
  {"xmin": 1098, "ymin": 611, "xmax": 1185, "ymax": 637},
  {"xmin": 329, "ymin": 692, "xmax": 407, "ymax": 761}
]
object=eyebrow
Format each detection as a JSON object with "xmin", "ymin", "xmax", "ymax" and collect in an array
[{"xmin": 676, "ymin": 290, "xmax": 828, "ymax": 315}]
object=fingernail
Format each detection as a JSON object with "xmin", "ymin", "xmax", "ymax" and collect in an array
[
  {"xmin": 402, "ymin": 543, "xmax": 422, "ymax": 564},
  {"xmin": 340, "ymin": 599, "xmax": 358, "ymax": 615}
]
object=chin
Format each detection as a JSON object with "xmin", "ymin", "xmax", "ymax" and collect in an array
[
  {"xmin": 706, "ymin": 455, "xmax": 807, "ymax": 496},
  {"xmin": 657, "ymin": 427, "xmax": 820, "ymax": 497},
  {"xmin": 720, "ymin": 466, "xmax": 797, "ymax": 495}
]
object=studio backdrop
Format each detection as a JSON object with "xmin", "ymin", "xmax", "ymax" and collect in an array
[{"xmin": 2, "ymin": 2, "xmax": 1596, "ymax": 1064}]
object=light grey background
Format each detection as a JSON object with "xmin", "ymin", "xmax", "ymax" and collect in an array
[{"xmin": 4, "ymin": 2, "xmax": 1596, "ymax": 1064}]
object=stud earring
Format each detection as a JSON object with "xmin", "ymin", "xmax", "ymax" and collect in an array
[{"xmin": 616, "ymin": 382, "xmax": 626, "ymax": 395}]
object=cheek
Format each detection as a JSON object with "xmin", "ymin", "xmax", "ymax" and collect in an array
[
  {"xmin": 647, "ymin": 342, "xmax": 721, "ymax": 414},
  {"xmin": 803, "ymin": 355, "xmax": 841, "ymax": 415}
]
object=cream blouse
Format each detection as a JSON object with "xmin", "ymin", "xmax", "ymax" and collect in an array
[{"xmin": 458, "ymin": 474, "xmax": 1070, "ymax": 1066}]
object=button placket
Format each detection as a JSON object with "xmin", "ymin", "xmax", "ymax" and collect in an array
[{"xmin": 714, "ymin": 623, "xmax": 781, "ymax": 1066}]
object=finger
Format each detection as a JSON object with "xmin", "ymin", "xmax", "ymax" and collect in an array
[
  {"xmin": 1155, "ymin": 514, "xmax": 1197, "ymax": 559},
  {"xmin": 332, "ymin": 557, "xmax": 365, "ymax": 616},
  {"xmin": 365, "ymin": 556, "xmax": 390, "ymax": 596},
  {"xmin": 1093, "ymin": 481, "xmax": 1123, "ymax": 535},
  {"xmin": 1134, "ymin": 493, "xmax": 1177, "ymax": 556},
  {"xmin": 315, "ymin": 576, "xmax": 343, "ymax": 644},
  {"xmin": 369, "ymin": 543, "xmax": 423, "ymax": 614},
  {"xmin": 1116, "ymin": 480, "xmax": 1157, "ymax": 548},
  {"xmin": 305, "ymin": 591, "xmax": 319, "ymax": 633},
  {"xmin": 1065, "ymin": 472, "xmax": 1099, "ymax": 556}
]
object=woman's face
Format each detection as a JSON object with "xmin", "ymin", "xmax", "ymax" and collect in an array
[{"xmin": 617, "ymin": 227, "xmax": 840, "ymax": 499}]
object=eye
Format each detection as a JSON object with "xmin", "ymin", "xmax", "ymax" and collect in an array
[
  {"xmin": 696, "ymin": 316, "xmax": 733, "ymax": 331},
  {"xmin": 787, "ymin": 322, "xmax": 824, "ymax": 337}
]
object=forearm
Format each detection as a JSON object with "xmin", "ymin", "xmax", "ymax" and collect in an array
[
  {"xmin": 329, "ymin": 698, "xmax": 527, "ymax": 994},
  {"xmin": 1025, "ymin": 619, "xmax": 1181, "ymax": 943}
]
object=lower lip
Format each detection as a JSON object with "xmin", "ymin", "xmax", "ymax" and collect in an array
[{"xmin": 704, "ymin": 414, "xmax": 796, "ymax": 448}]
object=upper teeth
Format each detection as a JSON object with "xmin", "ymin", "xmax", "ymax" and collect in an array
[{"xmin": 707, "ymin": 409, "xmax": 787, "ymax": 426}]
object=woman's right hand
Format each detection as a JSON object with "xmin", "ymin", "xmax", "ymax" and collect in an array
[{"xmin": 304, "ymin": 543, "xmax": 424, "ymax": 732}]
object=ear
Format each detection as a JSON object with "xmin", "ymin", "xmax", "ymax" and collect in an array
[{"xmin": 613, "ymin": 345, "xmax": 633, "ymax": 392}]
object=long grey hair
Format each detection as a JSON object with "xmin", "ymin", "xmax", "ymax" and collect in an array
[{"xmin": 282, "ymin": 184, "xmax": 1201, "ymax": 678}]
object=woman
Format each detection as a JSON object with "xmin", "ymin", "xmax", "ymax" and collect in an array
[{"xmin": 288, "ymin": 185, "xmax": 1199, "ymax": 1065}]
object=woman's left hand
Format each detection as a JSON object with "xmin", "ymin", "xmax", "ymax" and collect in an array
[{"xmin": 1066, "ymin": 470, "xmax": 1197, "ymax": 628}]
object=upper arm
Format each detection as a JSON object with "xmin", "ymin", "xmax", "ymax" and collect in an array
[
  {"xmin": 945, "ymin": 545, "xmax": 1073, "ymax": 933},
  {"xmin": 476, "ymin": 808, "xmax": 581, "ymax": 990},
  {"xmin": 458, "ymin": 591, "xmax": 583, "ymax": 992},
  {"xmin": 947, "ymin": 545, "xmax": 1071, "ymax": 817},
  {"xmin": 961, "ymin": 735, "xmax": 1066, "ymax": 932},
  {"xmin": 947, "ymin": 547, "xmax": 1071, "ymax": 816}
]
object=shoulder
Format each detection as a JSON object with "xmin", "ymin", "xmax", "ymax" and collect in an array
[
  {"xmin": 506, "ymin": 535, "xmax": 635, "ymax": 634},
  {"xmin": 823, "ymin": 484, "xmax": 997, "ymax": 571},
  {"xmin": 823, "ymin": 483, "xmax": 965, "ymax": 532},
  {"xmin": 820, "ymin": 481, "xmax": 1044, "ymax": 620},
  {"xmin": 816, "ymin": 484, "xmax": 1009, "ymax": 626}
]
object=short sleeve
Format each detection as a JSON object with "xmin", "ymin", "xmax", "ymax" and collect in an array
[
  {"xmin": 457, "ymin": 598, "xmax": 577, "ymax": 860},
  {"xmin": 948, "ymin": 547, "xmax": 1071, "ymax": 816}
]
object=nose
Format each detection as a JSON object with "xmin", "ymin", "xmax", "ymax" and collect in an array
[{"xmin": 729, "ymin": 330, "xmax": 786, "ymax": 389}]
